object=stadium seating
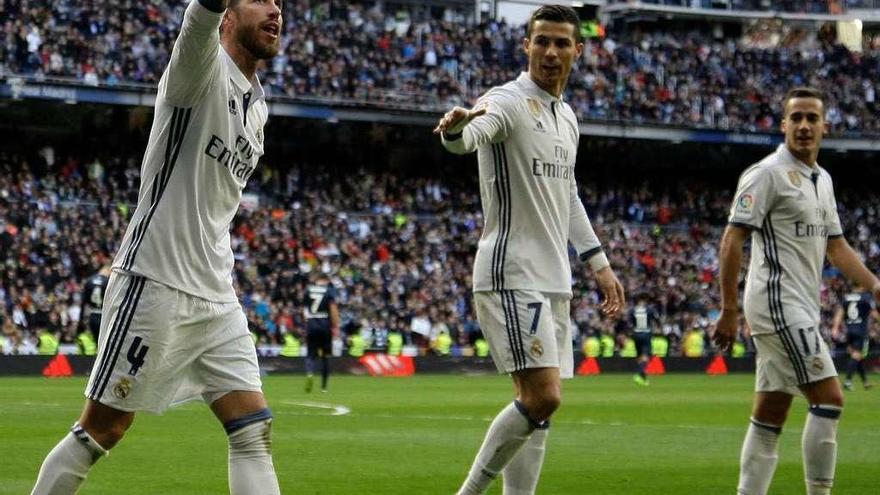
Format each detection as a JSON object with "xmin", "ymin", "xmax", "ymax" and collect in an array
[
  {"xmin": 1, "ymin": 1, "xmax": 878, "ymax": 135},
  {"xmin": 1, "ymin": 152, "xmax": 876, "ymax": 357}
]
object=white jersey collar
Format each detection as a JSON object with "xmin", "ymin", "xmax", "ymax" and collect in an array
[
  {"xmin": 221, "ymin": 46, "xmax": 266, "ymax": 102},
  {"xmin": 517, "ymin": 72, "xmax": 562, "ymax": 106},
  {"xmin": 777, "ymin": 143, "xmax": 818, "ymax": 178}
]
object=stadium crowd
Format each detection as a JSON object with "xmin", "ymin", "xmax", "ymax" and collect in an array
[
  {"xmin": 1, "ymin": 1, "xmax": 879, "ymax": 135},
  {"xmin": 1, "ymin": 150, "xmax": 877, "ymax": 358},
  {"xmin": 607, "ymin": 0, "xmax": 857, "ymax": 14}
]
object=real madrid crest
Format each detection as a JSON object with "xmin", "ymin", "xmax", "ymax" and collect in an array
[
  {"xmin": 811, "ymin": 357, "xmax": 824, "ymax": 372},
  {"xmin": 530, "ymin": 339, "xmax": 544, "ymax": 358},
  {"xmin": 113, "ymin": 378, "xmax": 132, "ymax": 400},
  {"xmin": 256, "ymin": 128, "xmax": 263, "ymax": 146},
  {"xmin": 526, "ymin": 98, "xmax": 542, "ymax": 119},
  {"xmin": 787, "ymin": 170, "xmax": 802, "ymax": 187}
]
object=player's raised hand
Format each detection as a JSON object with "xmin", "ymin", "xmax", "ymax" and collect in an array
[
  {"xmin": 595, "ymin": 266, "xmax": 625, "ymax": 318},
  {"xmin": 872, "ymin": 281, "xmax": 880, "ymax": 305},
  {"xmin": 712, "ymin": 308, "xmax": 738, "ymax": 351},
  {"xmin": 433, "ymin": 104, "xmax": 488, "ymax": 135}
]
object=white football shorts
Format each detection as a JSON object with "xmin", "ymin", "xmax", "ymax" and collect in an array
[
  {"xmin": 85, "ymin": 272, "xmax": 262, "ymax": 413},
  {"xmin": 752, "ymin": 321, "xmax": 837, "ymax": 395},
  {"xmin": 474, "ymin": 290, "xmax": 573, "ymax": 379}
]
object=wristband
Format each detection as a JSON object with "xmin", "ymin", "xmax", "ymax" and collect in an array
[{"xmin": 587, "ymin": 252, "xmax": 610, "ymax": 272}]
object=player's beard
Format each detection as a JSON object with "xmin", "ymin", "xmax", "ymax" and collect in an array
[{"xmin": 237, "ymin": 23, "xmax": 280, "ymax": 60}]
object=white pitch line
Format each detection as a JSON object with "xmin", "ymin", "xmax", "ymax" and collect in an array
[{"xmin": 279, "ymin": 400, "xmax": 351, "ymax": 416}]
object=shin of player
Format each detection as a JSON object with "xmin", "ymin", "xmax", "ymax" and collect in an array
[{"xmin": 716, "ymin": 87, "xmax": 880, "ymax": 495}]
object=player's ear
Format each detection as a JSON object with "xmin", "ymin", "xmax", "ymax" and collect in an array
[
  {"xmin": 221, "ymin": 9, "xmax": 235, "ymax": 34},
  {"xmin": 523, "ymin": 36, "xmax": 530, "ymax": 57},
  {"xmin": 780, "ymin": 114, "xmax": 787, "ymax": 134},
  {"xmin": 574, "ymin": 41, "xmax": 584, "ymax": 60}
]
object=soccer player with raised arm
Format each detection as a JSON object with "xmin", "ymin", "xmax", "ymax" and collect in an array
[
  {"xmin": 434, "ymin": 6, "xmax": 625, "ymax": 494},
  {"xmin": 831, "ymin": 286, "xmax": 877, "ymax": 390},
  {"xmin": 714, "ymin": 87, "xmax": 880, "ymax": 495},
  {"xmin": 31, "ymin": 1, "xmax": 283, "ymax": 493}
]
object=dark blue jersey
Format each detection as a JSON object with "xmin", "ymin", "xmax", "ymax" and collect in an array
[
  {"xmin": 629, "ymin": 304, "xmax": 659, "ymax": 334},
  {"xmin": 304, "ymin": 283, "xmax": 337, "ymax": 320},
  {"xmin": 842, "ymin": 292, "xmax": 874, "ymax": 336},
  {"xmin": 82, "ymin": 274, "xmax": 109, "ymax": 316}
]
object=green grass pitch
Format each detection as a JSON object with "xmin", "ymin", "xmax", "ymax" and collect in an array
[{"xmin": 2, "ymin": 373, "xmax": 877, "ymax": 494}]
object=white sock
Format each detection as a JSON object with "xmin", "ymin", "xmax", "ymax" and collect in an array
[
  {"xmin": 31, "ymin": 423, "xmax": 108, "ymax": 495},
  {"xmin": 803, "ymin": 405, "xmax": 841, "ymax": 495},
  {"xmin": 457, "ymin": 401, "xmax": 535, "ymax": 495},
  {"xmin": 737, "ymin": 418, "xmax": 781, "ymax": 495},
  {"xmin": 227, "ymin": 417, "xmax": 280, "ymax": 495},
  {"xmin": 502, "ymin": 426, "xmax": 548, "ymax": 495}
]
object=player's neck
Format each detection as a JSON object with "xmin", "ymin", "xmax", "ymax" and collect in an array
[
  {"xmin": 787, "ymin": 145, "xmax": 819, "ymax": 168},
  {"xmin": 222, "ymin": 39, "xmax": 258, "ymax": 80},
  {"xmin": 529, "ymin": 73, "xmax": 566, "ymax": 99}
]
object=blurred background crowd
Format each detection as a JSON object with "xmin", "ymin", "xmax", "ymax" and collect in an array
[
  {"xmin": 1, "ymin": 143, "xmax": 877, "ymax": 357},
  {"xmin": 2, "ymin": 0, "xmax": 879, "ymax": 135}
]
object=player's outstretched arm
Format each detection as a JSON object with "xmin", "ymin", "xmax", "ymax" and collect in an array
[
  {"xmin": 161, "ymin": 0, "xmax": 227, "ymax": 106},
  {"xmin": 826, "ymin": 237, "xmax": 880, "ymax": 304},
  {"xmin": 433, "ymin": 105, "xmax": 487, "ymax": 137},
  {"xmin": 435, "ymin": 90, "xmax": 516, "ymax": 155},
  {"xmin": 200, "ymin": 0, "xmax": 229, "ymax": 12},
  {"xmin": 714, "ymin": 224, "xmax": 749, "ymax": 350}
]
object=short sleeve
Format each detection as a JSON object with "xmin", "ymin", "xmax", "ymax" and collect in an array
[{"xmin": 728, "ymin": 166, "xmax": 775, "ymax": 230}]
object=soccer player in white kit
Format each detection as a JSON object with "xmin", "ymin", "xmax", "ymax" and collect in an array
[
  {"xmin": 434, "ymin": 6, "xmax": 625, "ymax": 494},
  {"xmin": 31, "ymin": 1, "xmax": 283, "ymax": 493},
  {"xmin": 715, "ymin": 87, "xmax": 880, "ymax": 495}
]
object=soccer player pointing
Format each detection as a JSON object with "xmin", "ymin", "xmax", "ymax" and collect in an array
[
  {"xmin": 436, "ymin": 6, "xmax": 624, "ymax": 494},
  {"xmin": 32, "ymin": 1, "xmax": 283, "ymax": 494},
  {"xmin": 715, "ymin": 87, "xmax": 880, "ymax": 495}
]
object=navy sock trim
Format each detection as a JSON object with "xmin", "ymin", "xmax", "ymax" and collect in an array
[
  {"xmin": 224, "ymin": 408, "xmax": 273, "ymax": 434},
  {"xmin": 809, "ymin": 405, "xmax": 842, "ymax": 419},
  {"xmin": 513, "ymin": 400, "xmax": 550, "ymax": 430},
  {"xmin": 750, "ymin": 418, "xmax": 782, "ymax": 435}
]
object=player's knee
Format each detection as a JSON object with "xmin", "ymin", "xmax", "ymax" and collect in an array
[
  {"xmin": 821, "ymin": 391, "xmax": 844, "ymax": 409},
  {"xmin": 521, "ymin": 390, "xmax": 560, "ymax": 421},
  {"xmin": 540, "ymin": 389, "xmax": 562, "ymax": 416},
  {"xmin": 752, "ymin": 402, "xmax": 789, "ymax": 426}
]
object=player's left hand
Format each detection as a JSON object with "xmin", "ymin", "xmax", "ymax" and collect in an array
[
  {"xmin": 872, "ymin": 282, "xmax": 880, "ymax": 305},
  {"xmin": 595, "ymin": 266, "xmax": 625, "ymax": 318}
]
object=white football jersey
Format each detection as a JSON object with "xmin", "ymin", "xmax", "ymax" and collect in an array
[
  {"xmin": 728, "ymin": 144, "xmax": 843, "ymax": 334},
  {"xmin": 443, "ymin": 72, "xmax": 603, "ymax": 295},
  {"xmin": 113, "ymin": 0, "xmax": 267, "ymax": 303}
]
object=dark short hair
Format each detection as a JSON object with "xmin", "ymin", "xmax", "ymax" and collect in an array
[
  {"xmin": 526, "ymin": 5, "xmax": 582, "ymax": 43},
  {"xmin": 783, "ymin": 87, "xmax": 824, "ymax": 113}
]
